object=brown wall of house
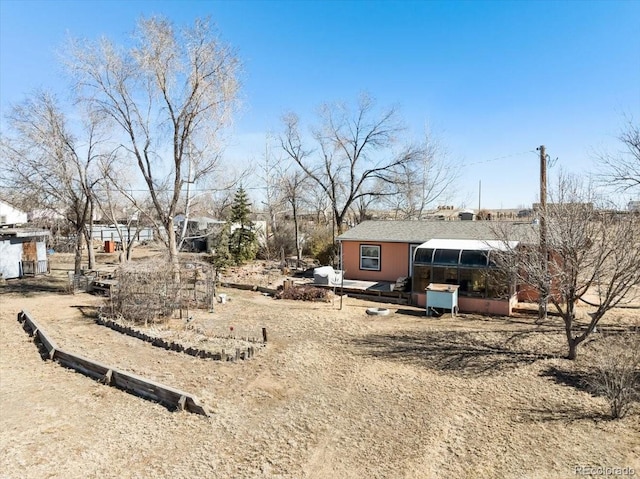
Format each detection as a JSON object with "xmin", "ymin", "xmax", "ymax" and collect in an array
[
  {"xmin": 515, "ymin": 248, "xmax": 564, "ymax": 303},
  {"xmin": 341, "ymin": 241, "xmax": 410, "ymax": 282},
  {"xmin": 412, "ymin": 292, "xmax": 517, "ymax": 316}
]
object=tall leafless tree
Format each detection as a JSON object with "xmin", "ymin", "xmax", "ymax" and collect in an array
[
  {"xmin": 257, "ymin": 139, "xmax": 287, "ymax": 259},
  {"xmin": 278, "ymin": 167, "xmax": 309, "ymax": 264},
  {"xmin": 495, "ymin": 172, "xmax": 640, "ymax": 360},
  {"xmin": 66, "ymin": 16, "xmax": 240, "ymax": 278},
  {"xmin": 94, "ymin": 153, "xmax": 154, "ymax": 262},
  {"xmin": 385, "ymin": 129, "xmax": 458, "ymax": 219},
  {"xmin": 280, "ymin": 94, "xmax": 426, "ymax": 235},
  {"xmin": 0, "ymin": 91, "xmax": 102, "ymax": 274},
  {"xmin": 597, "ymin": 120, "xmax": 640, "ymax": 194}
]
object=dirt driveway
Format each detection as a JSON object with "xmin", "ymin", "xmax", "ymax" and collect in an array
[{"xmin": 1, "ymin": 268, "xmax": 639, "ymax": 479}]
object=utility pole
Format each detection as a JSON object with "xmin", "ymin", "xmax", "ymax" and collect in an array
[{"xmin": 538, "ymin": 145, "xmax": 548, "ymax": 321}]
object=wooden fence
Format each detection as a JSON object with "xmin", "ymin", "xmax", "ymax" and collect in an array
[
  {"xmin": 21, "ymin": 260, "xmax": 49, "ymax": 276},
  {"xmin": 17, "ymin": 310, "xmax": 210, "ymax": 416}
]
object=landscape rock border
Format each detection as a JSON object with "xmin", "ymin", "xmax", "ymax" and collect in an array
[{"xmin": 95, "ymin": 316, "xmax": 265, "ymax": 362}]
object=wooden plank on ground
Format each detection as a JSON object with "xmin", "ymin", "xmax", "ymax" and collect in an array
[
  {"xmin": 17, "ymin": 309, "xmax": 210, "ymax": 417},
  {"xmin": 344, "ymin": 293, "xmax": 408, "ymax": 305},
  {"xmin": 54, "ymin": 349, "xmax": 111, "ymax": 381},
  {"xmin": 19, "ymin": 310, "xmax": 59, "ymax": 356}
]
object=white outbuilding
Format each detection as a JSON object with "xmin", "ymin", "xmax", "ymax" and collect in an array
[
  {"xmin": 0, "ymin": 229, "xmax": 50, "ymax": 279},
  {"xmin": 0, "ymin": 200, "xmax": 28, "ymax": 226}
]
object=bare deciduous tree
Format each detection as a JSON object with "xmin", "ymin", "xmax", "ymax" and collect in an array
[
  {"xmin": 385, "ymin": 129, "xmax": 458, "ymax": 219},
  {"xmin": 66, "ymin": 16, "xmax": 240, "ymax": 278},
  {"xmin": 495, "ymin": 173, "xmax": 640, "ymax": 359},
  {"xmin": 307, "ymin": 182, "xmax": 332, "ymax": 225},
  {"xmin": 0, "ymin": 91, "xmax": 102, "ymax": 273},
  {"xmin": 279, "ymin": 167, "xmax": 309, "ymax": 264},
  {"xmin": 588, "ymin": 334, "xmax": 640, "ymax": 419},
  {"xmin": 597, "ymin": 120, "xmax": 640, "ymax": 194},
  {"xmin": 280, "ymin": 94, "xmax": 424, "ymax": 235},
  {"xmin": 257, "ymin": 140, "xmax": 287, "ymax": 260}
]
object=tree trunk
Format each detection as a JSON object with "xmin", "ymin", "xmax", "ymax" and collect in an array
[
  {"xmin": 564, "ymin": 315, "xmax": 578, "ymax": 360},
  {"xmin": 537, "ymin": 297, "xmax": 547, "ymax": 322},
  {"xmin": 293, "ymin": 202, "xmax": 301, "ymax": 264},
  {"xmin": 537, "ymin": 282, "xmax": 548, "ymax": 323},
  {"xmin": 83, "ymin": 227, "xmax": 95, "ymax": 270},
  {"xmin": 564, "ymin": 318, "xmax": 584, "ymax": 360},
  {"xmin": 567, "ymin": 338, "xmax": 578, "ymax": 360},
  {"xmin": 87, "ymin": 202, "xmax": 96, "ymax": 270},
  {"xmin": 166, "ymin": 219, "xmax": 180, "ymax": 282},
  {"xmin": 74, "ymin": 228, "xmax": 83, "ymax": 275},
  {"xmin": 564, "ymin": 305, "xmax": 600, "ymax": 360},
  {"xmin": 125, "ymin": 239, "xmax": 134, "ymax": 261},
  {"xmin": 335, "ymin": 210, "xmax": 346, "ymax": 235}
]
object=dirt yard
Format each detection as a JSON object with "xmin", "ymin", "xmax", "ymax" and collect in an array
[{"xmin": 1, "ymin": 251, "xmax": 639, "ymax": 478}]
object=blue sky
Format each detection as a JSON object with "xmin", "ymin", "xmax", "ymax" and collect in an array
[{"xmin": 1, "ymin": 0, "xmax": 639, "ymax": 209}]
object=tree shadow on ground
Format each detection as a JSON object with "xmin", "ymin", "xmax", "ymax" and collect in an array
[
  {"xmin": 535, "ymin": 365, "xmax": 640, "ymax": 422},
  {"xmin": 540, "ymin": 365, "xmax": 640, "ymax": 402},
  {"xmin": 514, "ymin": 405, "xmax": 610, "ymax": 422},
  {"xmin": 394, "ymin": 308, "xmax": 562, "ymax": 329},
  {"xmin": 71, "ymin": 305, "xmax": 101, "ymax": 319},
  {"xmin": 540, "ymin": 365, "xmax": 593, "ymax": 395},
  {"xmin": 352, "ymin": 330, "xmax": 555, "ymax": 376},
  {"xmin": 1, "ymin": 276, "xmax": 68, "ymax": 296}
]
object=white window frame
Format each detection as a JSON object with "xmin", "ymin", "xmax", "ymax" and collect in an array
[
  {"xmin": 360, "ymin": 244, "xmax": 381, "ymax": 271},
  {"xmin": 409, "ymin": 243, "xmax": 422, "ymax": 277}
]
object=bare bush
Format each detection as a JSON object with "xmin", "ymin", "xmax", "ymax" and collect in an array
[
  {"xmin": 259, "ymin": 221, "xmax": 298, "ymax": 260},
  {"xmin": 588, "ymin": 334, "xmax": 640, "ymax": 419},
  {"xmin": 108, "ymin": 257, "xmax": 215, "ymax": 324},
  {"xmin": 275, "ymin": 285, "xmax": 330, "ymax": 302},
  {"xmin": 109, "ymin": 259, "xmax": 179, "ymax": 325}
]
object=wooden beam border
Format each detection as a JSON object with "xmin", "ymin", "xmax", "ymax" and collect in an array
[{"xmin": 17, "ymin": 310, "xmax": 210, "ymax": 417}]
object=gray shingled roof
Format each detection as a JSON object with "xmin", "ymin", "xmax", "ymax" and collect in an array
[{"xmin": 336, "ymin": 220, "xmax": 538, "ymax": 244}]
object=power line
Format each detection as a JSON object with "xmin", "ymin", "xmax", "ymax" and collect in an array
[
  {"xmin": 1, "ymin": 150, "xmax": 540, "ymax": 193},
  {"xmin": 455, "ymin": 150, "xmax": 538, "ymax": 169}
]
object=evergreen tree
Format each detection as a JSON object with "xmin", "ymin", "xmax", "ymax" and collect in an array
[
  {"xmin": 206, "ymin": 224, "xmax": 232, "ymax": 277},
  {"xmin": 229, "ymin": 187, "xmax": 258, "ymax": 264}
]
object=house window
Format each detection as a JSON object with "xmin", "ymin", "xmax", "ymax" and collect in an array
[
  {"xmin": 414, "ymin": 247, "xmax": 434, "ymax": 264},
  {"xmin": 459, "ymin": 268, "xmax": 487, "ymax": 297},
  {"xmin": 433, "ymin": 249, "xmax": 461, "ymax": 265},
  {"xmin": 460, "ymin": 250, "xmax": 488, "ymax": 267},
  {"xmin": 432, "ymin": 266, "xmax": 458, "ymax": 284},
  {"xmin": 360, "ymin": 244, "xmax": 381, "ymax": 271},
  {"xmin": 486, "ymin": 268, "xmax": 511, "ymax": 299}
]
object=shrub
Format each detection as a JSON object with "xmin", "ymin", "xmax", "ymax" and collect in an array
[
  {"xmin": 109, "ymin": 258, "xmax": 178, "ymax": 325},
  {"xmin": 108, "ymin": 258, "xmax": 215, "ymax": 325},
  {"xmin": 588, "ymin": 333, "xmax": 640, "ymax": 419},
  {"xmin": 305, "ymin": 226, "xmax": 338, "ymax": 266},
  {"xmin": 258, "ymin": 222, "xmax": 298, "ymax": 261},
  {"xmin": 275, "ymin": 285, "xmax": 330, "ymax": 302}
]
